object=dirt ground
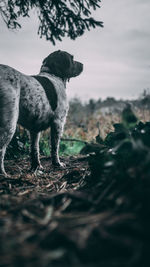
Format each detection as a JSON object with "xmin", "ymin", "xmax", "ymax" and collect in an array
[{"xmin": 0, "ymin": 155, "xmax": 148, "ymax": 267}]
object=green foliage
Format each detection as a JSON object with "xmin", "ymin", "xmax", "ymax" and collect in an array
[
  {"xmin": 104, "ymin": 105, "xmax": 138, "ymax": 147},
  {"xmin": 39, "ymin": 134, "xmax": 50, "ymax": 156},
  {"xmin": 59, "ymin": 140, "xmax": 85, "ymax": 156},
  {"xmin": 0, "ymin": 0, "xmax": 103, "ymax": 44},
  {"xmin": 132, "ymin": 121, "xmax": 150, "ymax": 148},
  {"xmin": 104, "ymin": 123, "xmax": 129, "ymax": 147},
  {"xmin": 39, "ymin": 135, "xmax": 85, "ymax": 156},
  {"xmin": 38, "ymin": 133, "xmax": 85, "ymax": 156},
  {"xmin": 121, "ymin": 103, "xmax": 138, "ymax": 130}
]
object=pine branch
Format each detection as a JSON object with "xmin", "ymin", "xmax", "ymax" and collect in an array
[{"xmin": 0, "ymin": 0, "xmax": 103, "ymax": 44}]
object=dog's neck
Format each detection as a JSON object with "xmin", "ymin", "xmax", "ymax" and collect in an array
[{"xmin": 40, "ymin": 65, "xmax": 68, "ymax": 88}]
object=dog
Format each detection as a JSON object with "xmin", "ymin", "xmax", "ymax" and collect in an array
[{"xmin": 0, "ymin": 50, "xmax": 83, "ymax": 177}]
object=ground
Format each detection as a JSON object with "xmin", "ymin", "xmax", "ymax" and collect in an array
[
  {"xmin": 0, "ymin": 155, "xmax": 94, "ymax": 267},
  {"xmin": 0, "ymin": 145, "xmax": 149, "ymax": 266},
  {"xmin": 2, "ymin": 155, "xmax": 89, "ymax": 194}
]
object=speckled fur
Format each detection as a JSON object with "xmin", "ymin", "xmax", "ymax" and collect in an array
[{"xmin": 0, "ymin": 50, "xmax": 83, "ymax": 176}]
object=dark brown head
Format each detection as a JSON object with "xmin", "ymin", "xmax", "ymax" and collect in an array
[{"xmin": 40, "ymin": 50, "xmax": 83, "ymax": 80}]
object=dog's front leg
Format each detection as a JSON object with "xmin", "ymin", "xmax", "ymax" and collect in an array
[
  {"xmin": 51, "ymin": 120, "xmax": 65, "ymax": 168},
  {"xmin": 30, "ymin": 131, "xmax": 42, "ymax": 171}
]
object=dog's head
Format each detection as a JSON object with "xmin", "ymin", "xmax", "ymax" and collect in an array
[{"xmin": 40, "ymin": 50, "xmax": 83, "ymax": 80}]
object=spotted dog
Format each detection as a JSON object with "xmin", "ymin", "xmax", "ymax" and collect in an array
[{"xmin": 0, "ymin": 50, "xmax": 83, "ymax": 177}]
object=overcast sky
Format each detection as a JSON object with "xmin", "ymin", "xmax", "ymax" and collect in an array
[{"xmin": 0, "ymin": 0, "xmax": 150, "ymax": 101}]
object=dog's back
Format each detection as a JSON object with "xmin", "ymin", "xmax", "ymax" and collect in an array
[{"xmin": 0, "ymin": 65, "xmax": 68, "ymax": 132}]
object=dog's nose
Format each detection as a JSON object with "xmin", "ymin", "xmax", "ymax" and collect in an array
[{"xmin": 79, "ymin": 62, "xmax": 83, "ymax": 73}]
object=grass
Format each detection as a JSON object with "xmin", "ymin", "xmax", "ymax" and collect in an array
[{"xmin": 59, "ymin": 140, "xmax": 85, "ymax": 156}]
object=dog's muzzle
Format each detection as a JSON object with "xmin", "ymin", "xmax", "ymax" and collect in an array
[{"xmin": 71, "ymin": 61, "xmax": 83, "ymax": 77}]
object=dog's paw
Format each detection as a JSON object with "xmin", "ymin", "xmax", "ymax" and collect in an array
[
  {"xmin": 30, "ymin": 164, "xmax": 43, "ymax": 171},
  {"xmin": 0, "ymin": 171, "xmax": 10, "ymax": 178},
  {"xmin": 52, "ymin": 161, "xmax": 66, "ymax": 169},
  {"xmin": 30, "ymin": 164, "xmax": 44, "ymax": 175},
  {"xmin": 59, "ymin": 162, "xmax": 66, "ymax": 168}
]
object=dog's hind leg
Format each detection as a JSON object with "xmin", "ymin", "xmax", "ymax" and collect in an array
[
  {"xmin": 0, "ymin": 89, "xmax": 19, "ymax": 177},
  {"xmin": 30, "ymin": 131, "xmax": 42, "ymax": 171}
]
